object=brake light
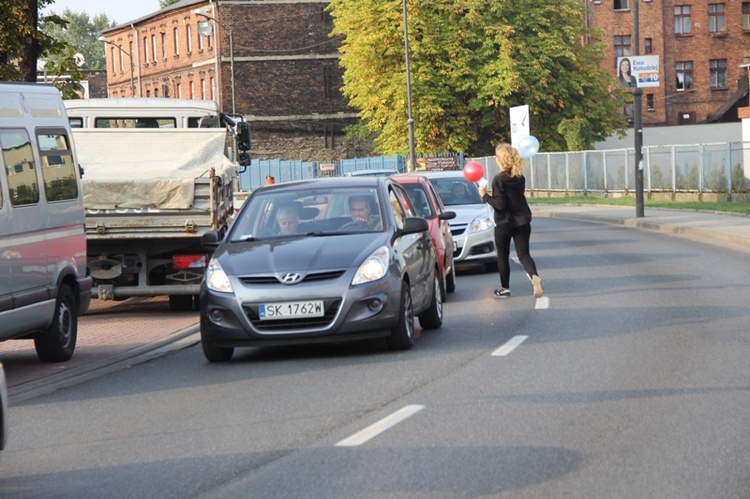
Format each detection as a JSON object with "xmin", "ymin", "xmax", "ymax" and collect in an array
[{"xmin": 173, "ymin": 254, "xmax": 208, "ymax": 269}]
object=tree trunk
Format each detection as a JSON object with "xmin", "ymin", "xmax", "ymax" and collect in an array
[{"xmin": 19, "ymin": 0, "xmax": 40, "ymax": 82}]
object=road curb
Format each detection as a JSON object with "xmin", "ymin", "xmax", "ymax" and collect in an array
[{"xmin": 9, "ymin": 325, "xmax": 200, "ymax": 404}]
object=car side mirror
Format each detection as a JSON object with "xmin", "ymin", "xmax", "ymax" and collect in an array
[
  {"xmin": 439, "ymin": 211, "xmax": 456, "ymax": 221},
  {"xmin": 400, "ymin": 216, "xmax": 429, "ymax": 234},
  {"xmin": 201, "ymin": 229, "xmax": 223, "ymax": 247}
]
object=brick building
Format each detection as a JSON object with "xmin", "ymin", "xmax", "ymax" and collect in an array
[
  {"xmin": 587, "ymin": 0, "xmax": 750, "ymax": 126},
  {"xmin": 99, "ymin": 0, "xmax": 365, "ymax": 162}
]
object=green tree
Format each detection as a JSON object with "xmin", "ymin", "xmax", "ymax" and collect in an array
[
  {"xmin": 41, "ymin": 9, "xmax": 113, "ymax": 71},
  {"xmin": 0, "ymin": 0, "xmax": 84, "ymax": 97},
  {"xmin": 159, "ymin": 0, "xmax": 181, "ymax": 8},
  {"xmin": 328, "ymin": 0, "xmax": 627, "ymax": 156}
]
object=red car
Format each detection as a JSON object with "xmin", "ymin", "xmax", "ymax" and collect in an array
[{"xmin": 392, "ymin": 174, "xmax": 457, "ymax": 300}]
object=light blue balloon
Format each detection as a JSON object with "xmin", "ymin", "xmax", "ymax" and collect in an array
[{"xmin": 518, "ymin": 135, "xmax": 540, "ymax": 159}]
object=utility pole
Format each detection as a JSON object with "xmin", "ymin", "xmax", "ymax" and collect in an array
[
  {"xmin": 633, "ymin": 0, "xmax": 644, "ymax": 217},
  {"xmin": 402, "ymin": 0, "xmax": 417, "ymax": 172}
]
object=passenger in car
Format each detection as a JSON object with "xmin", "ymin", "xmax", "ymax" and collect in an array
[{"xmin": 276, "ymin": 205, "xmax": 300, "ymax": 235}]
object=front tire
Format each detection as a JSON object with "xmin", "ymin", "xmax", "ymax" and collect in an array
[
  {"xmin": 418, "ymin": 272, "xmax": 443, "ymax": 330},
  {"xmin": 386, "ymin": 282, "xmax": 414, "ymax": 351},
  {"xmin": 201, "ymin": 335, "xmax": 234, "ymax": 362},
  {"xmin": 35, "ymin": 285, "xmax": 77, "ymax": 362},
  {"xmin": 445, "ymin": 264, "xmax": 456, "ymax": 293}
]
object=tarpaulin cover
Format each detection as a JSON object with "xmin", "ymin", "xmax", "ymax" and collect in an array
[{"xmin": 72, "ymin": 129, "xmax": 235, "ymax": 210}]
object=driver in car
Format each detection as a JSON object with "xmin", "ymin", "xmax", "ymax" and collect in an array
[{"xmin": 348, "ymin": 195, "xmax": 381, "ymax": 229}]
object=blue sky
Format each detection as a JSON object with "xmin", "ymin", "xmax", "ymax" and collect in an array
[{"xmin": 43, "ymin": 0, "xmax": 161, "ymax": 25}]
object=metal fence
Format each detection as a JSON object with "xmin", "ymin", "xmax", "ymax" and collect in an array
[
  {"xmin": 467, "ymin": 141, "xmax": 750, "ymax": 194},
  {"xmin": 238, "ymin": 142, "xmax": 750, "ymax": 194}
]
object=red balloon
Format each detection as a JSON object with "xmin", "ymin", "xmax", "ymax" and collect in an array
[{"xmin": 463, "ymin": 161, "xmax": 484, "ymax": 183}]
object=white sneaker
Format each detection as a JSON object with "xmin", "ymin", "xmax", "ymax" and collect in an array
[{"xmin": 532, "ymin": 275, "xmax": 543, "ymax": 299}]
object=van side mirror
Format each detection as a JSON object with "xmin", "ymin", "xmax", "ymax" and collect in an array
[{"xmin": 236, "ymin": 121, "xmax": 251, "ymax": 152}]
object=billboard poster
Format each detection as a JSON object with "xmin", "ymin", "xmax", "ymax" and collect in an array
[{"xmin": 617, "ymin": 55, "xmax": 660, "ymax": 88}]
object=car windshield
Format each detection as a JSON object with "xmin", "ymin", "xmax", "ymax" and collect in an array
[
  {"xmin": 229, "ymin": 186, "xmax": 385, "ymax": 241},
  {"xmin": 430, "ymin": 177, "xmax": 483, "ymax": 206}
]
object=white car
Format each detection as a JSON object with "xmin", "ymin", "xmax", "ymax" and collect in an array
[{"xmin": 419, "ymin": 171, "xmax": 496, "ymax": 271}]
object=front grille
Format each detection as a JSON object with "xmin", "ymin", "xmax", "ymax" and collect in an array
[
  {"xmin": 244, "ymin": 299, "xmax": 341, "ymax": 332},
  {"xmin": 240, "ymin": 270, "xmax": 346, "ymax": 285},
  {"xmin": 450, "ymin": 224, "xmax": 467, "ymax": 237}
]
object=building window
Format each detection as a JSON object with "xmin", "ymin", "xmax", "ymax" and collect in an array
[
  {"xmin": 613, "ymin": 35, "xmax": 631, "ymax": 65},
  {"xmin": 674, "ymin": 5, "xmax": 692, "ymax": 35},
  {"xmin": 154, "ymin": 88, "xmax": 159, "ymax": 97},
  {"xmin": 176, "ymin": 83, "xmax": 182, "ymax": 98},
  {"xmin": 676, "ymin": 61, "xmax": 693, "ymax": 91},
  {"xmin": 161, "ymin": 32, "xmax": 167, "ymax": 59},
  {"xmin": 708, "ymin": 4, "xmax": 725, "ymax": 33},
  {"xmin": 198, "ymin": 30, "xmax": 204, "ymax": 51},
  {"xmin": 646, "ymin": 94, "xmax": 655, "ymax": 111},
  {"xmin": 644, "ymin": 38, "xmax": 652, "ymax": 54},
  {"xmin": 614, "ymin": 0, "xmax": 628, "ymax": 10},
  {"xmin": 186, "ymin": 25, "xmax": 192, "ymax": 53},
  {"xmin": 209, "ymin": 77, "xmax": 215, "ymax": 100},
  {"xmin": 129, "ymin": 41, "xmax": 134, "ymax": 69},
  {"xmin": 710, "ymin": 59, "xmax": 727, "ymax": 89},
  {"xmin": 173, "ymin": 28, "xmax": 179, "ymax": 56},
  {"xmin": 151, "ymin": 35, "xmax": 157, "ymax": 65},
  {"xmin": 146, "ymin": 90, "xmax": 151, "ymax": 97},
  {"xmin": 744, "ymin": 3, "xmax": 750, "ymax": 31},
  {"xmin": 189, "ymin": 81, "xmax": 194, "ymax": 99},
  {"xmin": 143, "ymin": 37, "xmax": 149, "ymax": 63},
  {"xmin": 201, "ymin": 79, "xmax": 206, "ymax": 100},
  {"xmin": 111, "ymin": 47, "xmax": 116, "ymax": 74},
  {"xmin": 118, "ymin": 47, "xmax": 124, "ymax": 72}
]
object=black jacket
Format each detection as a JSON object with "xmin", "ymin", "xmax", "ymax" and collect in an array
[{"xmin": 481, "ymin": 172, "xmax": 532, "ymax": 227}]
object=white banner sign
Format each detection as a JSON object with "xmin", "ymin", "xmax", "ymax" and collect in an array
[{"xmin": 509, "ymin": 105, "xmax": 529, "ymax": 149}]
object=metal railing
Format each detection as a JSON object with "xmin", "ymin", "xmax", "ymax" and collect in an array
[{"xmin": 468, "ymin": 141, "xmax": 750, "ymax": 194}]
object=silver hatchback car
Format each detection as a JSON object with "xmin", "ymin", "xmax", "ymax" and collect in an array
[
  {"xmin": 419, "ymin": 171, "xmax": 497, "ymax": 271},
  {"xmin": 198, "ymin": 177, "xmax": 443, "ymax": 362}
]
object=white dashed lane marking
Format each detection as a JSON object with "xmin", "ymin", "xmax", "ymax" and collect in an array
[
  {"xmin": 336, "ymin": 404, "xmax": 425, "ymax": 447},
  {"xmin": 491, "ymin": 335, "xmax": 529, "ymax": 357}
]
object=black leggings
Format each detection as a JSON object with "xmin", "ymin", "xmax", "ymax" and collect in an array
[{"xmin": 493, "ymin": 223, "xmax": 538, "ymax": 289}]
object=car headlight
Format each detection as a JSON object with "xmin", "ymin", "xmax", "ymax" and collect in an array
[
  {"xmin": 469, "ymin": 214, "xmax": 493, "ymax": 233},
  {"xmin": 205, "ymin": 258, "xmax": 234, "ymax": 293},
  {"xmin": 352, "ymin": 246, "xmax": 389, "ymax": 285}
]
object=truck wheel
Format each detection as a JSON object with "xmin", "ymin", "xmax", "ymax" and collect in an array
[
  {"xmin": 418, "ymin": 272, "xmax": 443, "ymax": 330},
  {"xmin": 35, "ymin": 285, "xmax": 77, "ymax": 362},
  {"xmin": 386, "ymin": 282, "xmax": 414, "ymax": 351},
  {"xmin": 169, "ymin": 295, "xmax": 194, "ymax": 312},
  {"xmin": 201, "ymin": 337, "xmax": 234, "ymax": 362}
]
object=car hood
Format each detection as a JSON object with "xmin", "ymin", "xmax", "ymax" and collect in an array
[
  {"xmin": 448, "ymin": 204, "xmax": 492, "ymax": 224},
  {"xmin": 216, "ymin": 233, "xmax": 387, "ymax": 275}
]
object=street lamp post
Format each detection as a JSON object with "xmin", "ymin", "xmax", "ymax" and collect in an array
[
  {"xmin": 402, "ymin": 0, "xmax": 417, "ymax": 172},
  {"xmin": 97, "ymin": 36, "xmax": 136, "ymax": 97},
  {"xmin": 194, "ymin": 8, "xmax": 235, "ymax": 113},
  {"xmin": 633, "ymin": 1, "xmax": 644, "ymax": 218}
]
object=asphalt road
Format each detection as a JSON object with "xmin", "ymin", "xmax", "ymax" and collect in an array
[{"xmin": 1, "ymin": 216, "xmax": 749, "ymax": 498}]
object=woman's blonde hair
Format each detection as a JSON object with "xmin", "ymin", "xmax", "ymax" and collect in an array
[{"xmin": 495, "ymin": 143, "xmax": 525, "ymax": 177}]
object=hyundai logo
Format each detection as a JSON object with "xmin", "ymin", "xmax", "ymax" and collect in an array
[{"xmin": 280, "ymin": 272, "xmax": 302, "ymax": 284}]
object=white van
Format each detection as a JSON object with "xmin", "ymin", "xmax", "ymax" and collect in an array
[
  {"xmin": 0, "ymin": 82, "xmax": 92, "ymax": 362},
  {"xmin": 63, "ymin": 97, "xmax": 221, "ymax": 129}
]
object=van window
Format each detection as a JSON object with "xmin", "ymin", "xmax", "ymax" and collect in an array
[
  {"xmin": 93, "ymin": 117, "xmax": 177, "ymax": 128},
  {"xmin": 37, "ymin": 131, "xmax": 78, "ymax": 202},
  {"xmin": 0, "ymin": 129, "xmax": 39, "ymax": 206},
  {"xmin": 69, "ymin": 117, "xmax": 83, "ymax": 128}
]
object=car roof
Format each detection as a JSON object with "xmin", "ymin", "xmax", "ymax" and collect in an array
[
  {"xmin": 254, "ymin": 176, "xmax": 393, "ymax": 193},
  {"xmin": 416, "ymin": 170, "xmax": 466, "ymax": 179}
]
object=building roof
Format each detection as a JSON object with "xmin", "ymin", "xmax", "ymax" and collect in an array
[
  {"xmin": 101, "ymin": 0, "xmax": 207, "ymax": 32},
  {"xmin": 705, "ymin": 76, "xmax": 749, "ymax": 123}
]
